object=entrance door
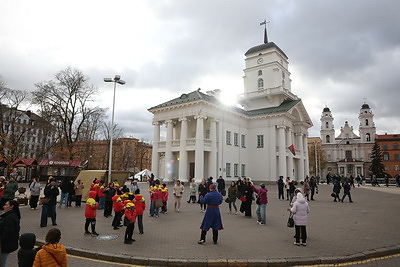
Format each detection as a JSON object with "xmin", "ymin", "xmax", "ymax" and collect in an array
[{"xmin": 189, "ymin": 162, "xmax": 195, "ymax": 180}]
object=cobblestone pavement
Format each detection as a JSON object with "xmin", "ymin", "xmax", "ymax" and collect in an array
[{"xmin": 5, "ymin": 182, "xmax": 400, "ymax": 266}]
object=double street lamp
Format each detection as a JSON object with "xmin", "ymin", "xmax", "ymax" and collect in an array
[{"xmin": 104, "ymin": 75, "xmax": 125, "ymax": 183}]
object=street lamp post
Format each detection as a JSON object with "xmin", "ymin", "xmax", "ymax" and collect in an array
[{"xmin": 104, "ymin": 75, "xmax": 125, "ymax": 184}]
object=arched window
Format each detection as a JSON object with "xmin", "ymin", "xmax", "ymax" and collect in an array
[
  {"xmin": 326, "ymin": 135, "xmax": 330, "ymax": 143},
  {"xmin": 366, "ymin": 133, "xmax": 371, "ymax": 142},
  {"xmin": 325, "ymin": 122, "xmax": 329, "ymax": 128},
  {"xmin": 258, "ymin": 70, "xmax": 262, "ymax": 76},
  {"xmin": 365, "ymin": 119, "xmax": 369, "ymax": 126},
  {"xmin": 257, "ymin": 78, "xmax": 264, "ymax": 90}
]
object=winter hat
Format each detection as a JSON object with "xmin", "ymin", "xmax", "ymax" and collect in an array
[{"xmin": 125, "ymin": 202, "xmax": 135, "ymax": 208}]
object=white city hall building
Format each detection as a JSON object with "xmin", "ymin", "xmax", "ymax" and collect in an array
[{"xmin": 148, "ymin": 35, "xmax": 313, "ymax": 183}]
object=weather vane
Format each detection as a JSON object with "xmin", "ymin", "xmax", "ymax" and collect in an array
[{"xmin": 260, "ymin": 19, "xmax": 270, "ymax": 44}]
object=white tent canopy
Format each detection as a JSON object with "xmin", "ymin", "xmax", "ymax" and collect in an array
[{"xmin": 134, "ymin": 169, "xmax": 152, "ymax": 181}]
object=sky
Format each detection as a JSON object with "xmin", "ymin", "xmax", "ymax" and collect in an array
[{"xmin": 1, "ymin": 0, "xmax": 399, "ymax": 142}]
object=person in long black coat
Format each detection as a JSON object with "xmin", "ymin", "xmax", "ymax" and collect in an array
[
  {"xmin": 0, "ymin": 199, "xmax": 21, "ymax": 266},
  {"xmin": 240, "ymin": 179, "xmax": 253, "ymax": 218}
]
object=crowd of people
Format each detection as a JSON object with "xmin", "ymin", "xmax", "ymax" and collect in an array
[{"xmin": 1, "ymin": 171, "xmax": 399, "ymax": 265}]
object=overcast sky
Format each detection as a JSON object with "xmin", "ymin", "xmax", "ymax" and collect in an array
[{"xmin": 1, "ymin": 0, "xmax": 399, "ymax": 142}]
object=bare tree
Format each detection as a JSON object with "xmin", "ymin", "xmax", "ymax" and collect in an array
[
  {"xmin": 0, "ymin": 77, "xmax": 32, "ymax": 171},
  {"xmin": 32, "ymin": 67, "xmax": 105, "ymax": 159},
  {"xmin": 101, "ymin": 121, "xmax": 123, "ymax": 141}
]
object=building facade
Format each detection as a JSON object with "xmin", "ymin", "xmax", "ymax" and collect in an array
[
  {"xmin": 68, "ymin": 138, "xmax": 152, "ymax": 173},
  {"xmin": 376, "ymin": 134, "xmax": 400, "ymax": 178},
  {"xmin": 320, "ymin": 103, "xmax": 376, "ymax": 179},
  {"xmin": 1, "ymin": 105, "xmax": 55, "ymax": 176},
  {"xmin": 148, "ymin": 36, "xmax": 312, "ymax": 183}
]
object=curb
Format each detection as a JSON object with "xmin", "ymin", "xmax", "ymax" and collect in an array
[{"xmin": 35, "ymin": 239, "xmax": 400, "ymax": 266}]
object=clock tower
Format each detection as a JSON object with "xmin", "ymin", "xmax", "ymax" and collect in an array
[{"xmin": 240, "ymin": 25, "xmax": 295, "ymax": 111}]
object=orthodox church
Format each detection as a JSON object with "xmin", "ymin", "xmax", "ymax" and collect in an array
[
  {"xmin": 320, "ymin": 103, "xmax": 376, "ymax": 178},
  {"xmin": 148, "ymin": 28, "xmax": 313, "ymax": 183}
]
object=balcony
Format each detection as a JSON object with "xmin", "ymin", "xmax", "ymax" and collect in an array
[{"xmin": 156, "ymin": 139, "xmax": 214, "ymax": 152}]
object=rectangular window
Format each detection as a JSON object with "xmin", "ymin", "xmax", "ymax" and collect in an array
[
  {"xmin": 241, "ymin": 134, "xmax": 246, "ymax": 148},
  {"xmin": 394, "ymin": 154, "xmax": 399, "ymax": 161},
  {"xmin": 347, "ymin": 164, "xmax": 353, "ymax": 174},
  {"xmin": 257, "ymin": 135, "xmax": 264, "ymax": 148},
  {"xmin": 234, "ymin": 133, "xmax": 239, "ymax": 146},
  {"xmin": 383, "ymin": 153, "xmax": 389, "ymax": 161},
  {"xmin": 234, "ymin": 164, "xmax": 239, "ymax": 177},
  {"xmin": 226, "ymin": 163, "xmax": 231, "ymax": 177},
  {"xmin": 226, "ymin": 131, "xmax": 231, "ymax": 145},
  {"xmin": 394, "ymin": 144, "xmax": 399, "ymax": 150},
  {"xmin": 383, "ymin": 144, "xmax": 388, "ymax": 150},
  {"xmin": 205, "ymin": 130, "xmax": 210, "ymax": 139},
  {"xmin": 396, "ymin": 165, "xmax": 400, "ymax": 171},
  {"xmin": 241, "ymin": 164, "xmax": 246, "ymax": 177},
  {"xmin": 345, "ymin": 150, "xmax": 352, "ymax": 159}
]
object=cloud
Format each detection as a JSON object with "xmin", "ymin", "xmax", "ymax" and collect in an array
[{"xmin": 0, "ymin": 0, "xmax": 399, "ymax": 142}]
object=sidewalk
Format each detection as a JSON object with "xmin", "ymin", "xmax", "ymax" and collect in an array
[{"xmin": 11, "ymin": 182, "xmax": 400, "ymax": 266}]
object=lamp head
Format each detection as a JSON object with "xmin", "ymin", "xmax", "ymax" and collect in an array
[
  {"xmin": 117, "ymin": 80, "xmax": 126, "ymax": 85},
  {"xmin": 104, "ymin": 78, "xmax": 113, "ymax": 82},
  {"xmin": 114, "ymin": 75, "xmax": 121, "ymax": 81}
]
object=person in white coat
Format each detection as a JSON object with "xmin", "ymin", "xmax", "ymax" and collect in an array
[
  {"xmin": 29, "ymin": 177, "xmax": 41, "ymax": 210},
  {"xmin": 289, "ymin": 192, "xmax": 310, "ymax": 246}
]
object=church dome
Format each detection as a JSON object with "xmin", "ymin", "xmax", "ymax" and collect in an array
[
  {"xmin": 323, "ymin": 107, "xmax": 330, "ymax": 112},
  {"xmin": 362, "ymin": 103, "xmax": 370, "ymax": 109}
]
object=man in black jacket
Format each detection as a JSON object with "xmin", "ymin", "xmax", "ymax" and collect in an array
[
  {"xmin": 40, "ymin": 178, "xmax": 59, "ymax": 227},
  {"xmin": 103, "ymin": 183, "xmax": 116, "ymax": 217}
]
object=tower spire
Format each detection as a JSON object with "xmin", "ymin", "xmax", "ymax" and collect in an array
[{"xmin": 260, "ymin": 19, "xmax": 269, "ymax": 43}]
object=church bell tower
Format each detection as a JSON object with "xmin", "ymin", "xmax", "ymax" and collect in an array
[
  {"xmin": 320, "ymin": 106, "xmax": 335, "ymax": 144},
  {"xmin": 358, "ymin": 103, "xmax": 376, "ymax": 143}
]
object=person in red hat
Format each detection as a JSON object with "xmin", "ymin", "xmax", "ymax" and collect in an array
[
  {"xmin": 198, "ymin": 183, "xmax": 223, "ymax": 244},
  {"xmin": 123, "ymin": 202, "xmax": 136, "ymax": 244}
]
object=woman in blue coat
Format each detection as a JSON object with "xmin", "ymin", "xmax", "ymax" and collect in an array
[{"xmin": 198, "ymin": 184, "xmax": 223, "ymax": 244}]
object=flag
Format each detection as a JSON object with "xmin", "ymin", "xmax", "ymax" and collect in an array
[{"xmin": 288, "ymin": 144, "xmax": 296, "ymax": 156}]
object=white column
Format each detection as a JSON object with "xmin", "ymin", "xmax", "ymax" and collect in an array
[
  {"xmin": 278, "ymin": 126, "xmax": 286, "ymax": 178},
  {"xmin": 195, "ymin": 116, "xmax": 206, "ymax": 182},
  {"xmin": 164, "ymin": 120, "xmax": 173, "ymax": 182},
  {"xmin": 303, "ymin": 134, "xmax": 309, "ymax": 177},
  {"xmin": 209, "ymin": 119, "xmax": 218, "ymax": 179},
  {"xmin": 296, "ymin": 133, "xmax": 305, "ymax": 181},
  {"xmin": 178, "ymin": 118, "xmax": 188, "ymax": 182},
  {"xmin": 287, "ymin": 127, "xmax": 294, "ymax": 179},
  {"xmin": 269, "ymin": 126, "xmax": 277, "ymax": 180},
  {"xmin": 151, "ymin": 122, "xmax": 160, "ymax": 178}
]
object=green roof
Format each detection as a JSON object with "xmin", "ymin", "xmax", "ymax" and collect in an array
[{"xmin": 243, "ymin": 99, "xmax": 300, "ymax": 116}]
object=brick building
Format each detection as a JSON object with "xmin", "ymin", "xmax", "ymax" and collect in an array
[
  {"xmin": 376, "ymin": 134, "xmax": 400, "ymax": 178},
  {"xmin": 54, "ymin": 138, "xmax": 152, "ymax": 173}
]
